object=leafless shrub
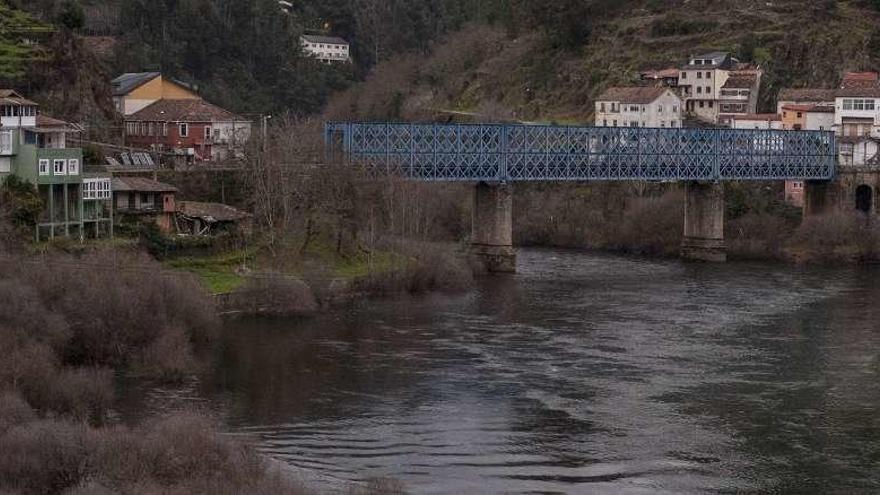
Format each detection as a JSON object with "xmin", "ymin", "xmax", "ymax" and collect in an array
[
  {"xmin": 0, "ymin": 393, "xmax": 35, "ymax": 435},
  {"xmin": 353, "ymin": 241, "xmax": 473, "ymax": 295},
  {"xmin": 727, "ymin": 213, "xmax": 796, "ymax": 260},
  {"xmin": 47, "ymin": 367, "xmax": 114, "ymax": 424},
  {"xmin": 789, "ymin": 212, "xmax": 880, "ymax": 261},
  {"xmin": 611, "ymin": 191, "xmax": 684, "ymax": 256},
  {"xmin": 228, "ymin": 275, "xmax": 319, "ymax": 316}
]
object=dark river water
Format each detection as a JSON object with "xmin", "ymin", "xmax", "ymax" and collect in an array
[{"xmin": 128, "ymin": 249, "xmax": 880, "ymax": 493}]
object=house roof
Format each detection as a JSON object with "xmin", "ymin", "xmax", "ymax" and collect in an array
[
  {"xmin": 640, "ymin": 68, "xmax": 679, "ymax": 79},
  {"xmin": 112, "ymin": 176, "xmax": 178, "ymax": 193},
  {"xmin": 777, "ymin": 88, "xmax": 837, "ymax": 103},
  {"xmin": 683, "ymin": 52, "xmax": 733, "ymax": 69},
  {"xmin": 111, "ymin": 72, "xmax": 161, "ymax": 96},
  {"xmin": 731, "ymin": 113, "xmax": 781, "ymax": 121},
  {"xmin": 596, "ymin": 86, "xmax": 670, "ymax": 104},
  {"xmin": 836, "ymin": 86, "xmax": 880, "ymax": 98},
  {"xmin": 781, "ymin": 104, "xmax": 834, "ymax": 113},
  {"xmin": 177, "ymin": 201, "xmax": 250, "ymax": 223},
  {"xmin": 301, "ymin": 34, "xmax": 348, "ymax": 45},
  {"xmin": 840, "ymin": 71, "xmax": 879, "ymax": 89},
  {"xmin": 0, "ymin": 89, "xmax": 38, "ymax": 106},
  {"xmin": 723, "ymin": 75, "xmax": 758, "ymax": 89},
  {"xmin": 35, "ymin": 114, "xmax": 69, "ymax": 127},
  {"xmin": 127, "ymin": 99, "xmax": 247, "ymax": 123}
]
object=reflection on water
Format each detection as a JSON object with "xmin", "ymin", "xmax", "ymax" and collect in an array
[{"xmin": 200, "ymin": 250, "xmax": 878, "ymax": 493}]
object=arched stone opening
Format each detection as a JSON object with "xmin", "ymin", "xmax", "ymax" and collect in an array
[{"xmin": 855, "ymin": 184, "xmax": 873, "ymax": 214}]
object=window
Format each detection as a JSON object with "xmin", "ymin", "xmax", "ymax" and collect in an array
[
  {"xmin": 630, "ymin": 122, "xmax": 638, "ymax": 127},
  {"xmin": 613, "ymin": 120, "xmax": 618, "ymax": 126},
  {"xmin": 600, "ymin": 102, "xmax": 606, "ymax": 112},
  {"xmin": 681, "ymin": 72, "xmax": 687, "ymax": 79},
  {"xmin": 141, "ymin": 122, "xmax": 147, "ymax": 135},
  {"xmin": 163, "ymin": 123, "xmax": 168, "ymax": 137},
  {"xmin": 699, "ymin": 101, "xmax": 705, "ymax": 108},
  {"xmin": 53, "ymin": 159, "xmax": 66, "ymax": 175},
  {"xmin": 68, "ymin": 158, "xmax": 79, "ymax": 175},
  {"xmin": 797, "ymin": 112, "xmax": 802, "ymax": 118},
  {"xmin": 708, "ymin": 101, "xmax": 714, "ymax": 108},
  {"xmin": 179, "ymin": 123, "xmax": 188, "ymax": 137},
  {"xmin": 660, "ymin": 121, "xmax": 666, "ymax": 128},
  {"xmin": 705, "ymin": 71, "xmax": 712, "ymax": 78},
  {"xmin": 697, "ymin": 87, "xmax": 702, "ymax": 94},
  {"xmin": 658, "ymin": 105, "xmax": 663, "ymax": 113},
  {"xmin": 204, "ymin": 127, "xmax": 211, "ymax": 140},
  {"xmin": 697, "ymin": 72, "xmax": 703, "ymax": 79},
  {"xmin": 38, "ymin": 158, "xmax": 49, "ymax": 175},
  {"xmin": 148, "ymin": 122, "xmax": 154, "ymax": 136},
  {"xmin": 705, "ymin": 86, "xmax": 711, "ymax": 94},
  {"xmin": 672, "ymin": 106, "xmax": 678, "ymax": 113},
  {"xmin": 603, "ymin": 119, "xmax": 607, "ymax": 126}
]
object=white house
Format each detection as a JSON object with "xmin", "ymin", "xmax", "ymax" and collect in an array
[
  {"xmin": 594, "ymin": 87, "xmax": 682, "ymax": 128},
  {"xmin": 300, "ymin": 35, "xmax": 350, "ymax": 64},
  {"xmin": 834, "ymin": 87, "xmax": 880, "ymax": 138},
  {"xmin": 677, "ymin": 52, "xmax": 763, "ymax": 124},
  {"xmin": 730, "ymin": 113, "xmax": 782, "ymax": 130}
]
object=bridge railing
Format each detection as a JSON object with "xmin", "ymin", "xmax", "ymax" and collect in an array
[{"xmin": 324, "ymin": 122, "xmax": 837, "ymax": 182}]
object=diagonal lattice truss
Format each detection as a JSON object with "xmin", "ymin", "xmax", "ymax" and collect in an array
[{"xmin": 324, "ymin": 123, "xmax": 837, "ymax": 182}]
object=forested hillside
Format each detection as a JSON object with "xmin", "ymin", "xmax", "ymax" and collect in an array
[{"xmin": 2, "ymin": 0, "xmax": 880, "ymax": 123}]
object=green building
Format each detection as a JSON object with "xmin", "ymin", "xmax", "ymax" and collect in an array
[{"xmin": 0, "ymin": 90, "xmax": 112, "ymax": 240}]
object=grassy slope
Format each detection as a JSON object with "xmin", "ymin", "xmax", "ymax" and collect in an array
[{"xmin": 325, "ymin": 0, "xmax": 880, "ymax": 123}]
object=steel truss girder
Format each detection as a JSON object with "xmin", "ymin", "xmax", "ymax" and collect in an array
[{"xmin": 324, "ymin": 123, "xmax": 837, "ymax": 182}]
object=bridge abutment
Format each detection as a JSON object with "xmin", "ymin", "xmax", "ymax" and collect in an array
[
  {"xmin": 471, "ymin": 182, "xmax": 516, "ymax": 273},
  {"xmin": 681, "ymin": 181, "xmax": 726, "ymax": 262}
]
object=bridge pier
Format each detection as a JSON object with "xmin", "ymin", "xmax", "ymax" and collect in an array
[
  {"xmin": 471, "ymin": 182, "xmax": 516, "ymax": 273},
  {"xmin": 681, "ymin": 181, "xmax": 726, "ymax": 262},
  {"xmin": 803, "ymin": 180, "xmax": 832, "ymax": 217}
]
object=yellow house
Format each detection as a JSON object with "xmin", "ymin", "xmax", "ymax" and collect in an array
[{"xmin": 111, "ymin": 72, "xmax": 200, "ymax": 115}]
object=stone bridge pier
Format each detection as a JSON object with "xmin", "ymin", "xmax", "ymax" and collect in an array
[
  {"xmin": 471, "ymin": 182, "xmax": 516, "ymax": 272},
  {"xmin": 681, "ymin": 181, "xmax": 727, "ymax": 262}
]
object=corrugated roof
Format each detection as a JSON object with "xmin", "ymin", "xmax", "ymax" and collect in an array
[
  {"xmin": 596, "ymin": 86, "xmax": 670, "ymax": 104},
  {"xmin": 177, "ymin": 201, "xmax": 250, "ymax": 223},
  {"xmin": 111, "ymin": 72, "xmax": 161, "ymax": 96},
  {"xmin": 301, "ymin": 34, "xmax": 348, "ymax": 45},
  {"xmin": 36, "ymin": 114, "xmax": 69, "ymax": 127},
  {"xmin": 127, "ymin": 99, "xmax": 247, "ymax": 123},
  {"xmin": 0, "ymin": 89, "xmax": 38, "ymax": 106},
  {"xmin": 112, "ymin": 176, "xmax": 178, "ymax": 193},
  {"xmin": 781, "ymin": 104, "xmax": 834, "ymax": 113},
  {"xmin": 777, "ymin": 88, "xmax": 837, "ymax": 103}
]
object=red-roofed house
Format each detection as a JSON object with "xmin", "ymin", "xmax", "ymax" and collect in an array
[
  {"xmin": 840, "ymin": 72, "xmax": 880, "ymax": 90},
  {"xmin": 123, "ymin": 99, "xmax": 251, "ymax": 163},
  {"xmin": 594, "ymin": 87, "xmax": 682, "ymax": 128}
]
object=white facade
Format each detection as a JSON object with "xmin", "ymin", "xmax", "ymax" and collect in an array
[
  {"xmin": 300, "ymin": 36, "xmax": 350, "ymax": 64},
  {"xmin": 210, "ymin": 120, "xmax": 253, "ymax": 160},
  {"xmin": 834, "ymin": 96, "xmax": 880, "ymax": 138},
  {"xmin": 804, "ymin": 111, "xmax": 835, "ymax": 132},
  {"xmin": 595, "ymin": 89, "xmax": 682, "ymax": 128},
  {"xmin": 731, "ymin": 117, "xmax": 782, "ymax": 130}
]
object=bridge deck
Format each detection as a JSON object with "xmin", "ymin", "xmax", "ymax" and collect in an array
[{"xmin": 325, "ymin": 123, "xmax": 836, "ymax": 182}]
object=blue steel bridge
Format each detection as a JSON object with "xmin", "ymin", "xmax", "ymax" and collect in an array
[{"xmin": 324, "ymin": 122, "xmax": 837, "ymax": 182}]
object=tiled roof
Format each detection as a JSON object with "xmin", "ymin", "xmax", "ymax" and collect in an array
[
  {"xmin": 723, "ymin": 75, "xmax": 757, "ymax": 89},
  {"xmin": 836, "ymin": 87, "xmax": 880, "ymax": 97},
  {"xmin": 596, "ymin": 86, "xmax": 669, "ymax": 104},
  {"xmin": 301, "ymin": 34, "xmax": 348, "ymax": 45},
  {"xmin": 177, "ymin": 201, "xmax": 250, "ymax": 223},
  {"xmin": 777, "ymin": 88, "xmax": 837, "ymax": 102},
  {"xmin": 0, "ymin": 89, "xmax": 38, "ymax": 106},
  {"xmin": 840, "ymin": 72, "xmax": 879, "ymax": 89},
  {"xmin": 731, "ymin": 113, "xmax": 781, "ymax": 121},
  {"xmin": 781, "ymin": 104, "xmax": 834, "ymax": 113},
  {"xmin": 112, "ymin": 177, "xmax": 178, "ymax": 193},
  {"xmin": 127, "ymin": 99, "xmax": 247, "ymax": 123},
  {"xmin": 111, "ymin": 72, "xmax": 161, "ymax": 96}
]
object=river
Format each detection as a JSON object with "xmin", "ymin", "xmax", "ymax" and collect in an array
[{"xmin": 126, "ymin": 249, "xmax": 880, "ymax": 493}]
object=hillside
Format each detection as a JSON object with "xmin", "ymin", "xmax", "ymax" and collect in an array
[{"xmin": 324, "ymin": 0, "xmax": 880, "ymax": 123}]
